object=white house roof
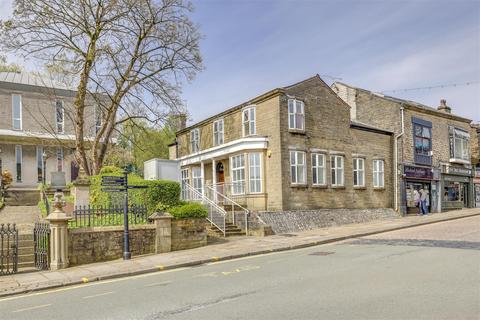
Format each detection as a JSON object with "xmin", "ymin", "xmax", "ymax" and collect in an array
[{"xmin": 0, "ymin": 71, "xmax": 74, "ymax": 91}]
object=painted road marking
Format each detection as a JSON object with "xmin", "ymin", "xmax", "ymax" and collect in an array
[
  {"xmin": 12, "ymin": 304, "xmax": 52, "ymax": 313},
  {"xmin": 144, "ymin": 281, "xmax": 172, "ymax": 287},
  {"xmin": 82, "ymin": 291, "xmax": 114, "ymax": 299}
]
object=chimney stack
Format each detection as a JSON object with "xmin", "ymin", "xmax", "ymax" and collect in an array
[
  {"xmin": 171, "ymin": 113, "xmax": 187, "ymax": 131},
  {"xmin": 437, "ymin": 99, "xmax": 451, "ymax": 113}
]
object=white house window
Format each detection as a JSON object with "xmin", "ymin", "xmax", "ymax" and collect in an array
[
  {"xmin": 353, "ymin": 158, "xmax": 365, "ymax": 187},
  {"xmin": 56, "ymin": 100, "xmax": 64, "ymax": 133},
  {"xmin": 373, "ymin": 160, "xmax": 385, "ymax": 188},
  {"xmin": 213, "ymin": 119, "xmax": 224, "ymax": 146},
  {"xmin": 231, "ymin": 154, "xmax": 245, "ymax": 195},
  {"xmin": 191, "ymin": 167, "xmax": 202, "ymax": 198},
  {"xmin": 36, "ymin": 146, "xmax": 44, "ymax": 183},
  {"xmin": 56, "ymin": 147, "xmax": 64, "ymax": 172},
  {"xmin": 288, "ymin": 99, "xmax": 305, "ymax": 130},
  {"xmin": 242, "ymin": 106, "xmax": 256, "ymax": 136},
  {"xmin": 95, "ymin": 105, "xmax": 103, "ymax": 134},
  {"xmin": 181, "ymin": 168, "xmax": 190, "ymax": 200},
  {"xmin": 12, "ymin": 94, "xmax": 22, "ymax": 130},
  {"xmin": 15, "ymin": 145, "xmax": 22, "ymax": 182},
  {"xmin": 449, "ymin": 127, "xmax": 470, "ymax": 162},
  {"xmin": 249, "ymin": 152, "xmax": 262, "ymax": 193},
  {"xmin": 331, "ymin": 155, "xmax": 344, "ymax": 187},
  {"xmin": 190, "ymin": 129, "xmax": 200, "ymax": 153},
  {"xmin": 312, "ymin": 153, "xmax": 325, "ymax": 185},
  {"xmin": 290, "ymin": 151, "xmax": 306, "ymax": 184}
]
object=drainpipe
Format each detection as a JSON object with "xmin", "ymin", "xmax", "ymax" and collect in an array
[{"xmin": 394, "ymin": 106, "xmax": 405, "ymax": 213}]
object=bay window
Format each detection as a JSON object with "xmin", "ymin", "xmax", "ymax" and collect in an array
[
  {"xmin": 231, "ymin": 154, "xmax": 245, "ymax": 194},
  {"xmin": 191, "ymin": 167, "xmax": 202, "ymax": 198},
  {"xmin": 449, "ymin": 126, "xmax": 470, "ymax": 162},
  {"xmin": 249, "ymin": 153, "xmax": 262, "ymax": 193}
]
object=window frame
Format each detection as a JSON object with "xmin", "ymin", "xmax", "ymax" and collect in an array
[
  {"xmin": 373, "ymin": 159, "xmax": 385, "ymax": 188},
  {"xmin": 449, "ymin": 126, "xmax": 470, "ymax": 162},
  {"xmin": 15, "ymin": 145, "xmax": 22, "ymax": 182},
  {"xmin": 213, "ymin": 119, "xmax": 224, "ymax": 146},
  {"xmin": 190, "ymin": 128, "xmax": 200, "ymax": 153},
  {"xmin": 311, "ymin": 153, "xmax": 326, "ymax": 186},
  {"xmin": 191, "ymin": 167, "xmax": 202, "ymax": 199},
  {"xmin": 55, "ymin": 100, "xmax": 65, "ymax": 134},
  {"xmin": 242, "ymin": 106, "xmax": 256, "ymax": 137},
  {"xmin": 95, "ymin": 105, "xmax": 103, "ymax": 134},
  {"xmin": 330, "ymin": 155, "xmax": 345, "ymax": 187},
  {"xmin": 353, "ymin": 157, "xmax": 365, "ymax": 187},
  {"xmin": 12, "ymin": 94, "xmax": 22, "ymax": 130},
  {"xmin": 290, "ymin": 151, "xmax": 306, "ymax": 185},
  {"xmin": 230, "ymin": 154, "xmax": 246, "ymax": 195},
  {"xmin": 180, "ymin": 168, "xmax": 190, "ymax": 199},
  {"xmin": 36, "ymin": 146, "xmax": 44, "ymax": 183},
  {"xmin": 248, "ymin": 152, "xmax": 262, "ymax": 193},
  {"xmin": 288, "ymin": 99, "xmax": 305, "ymax": 131}
]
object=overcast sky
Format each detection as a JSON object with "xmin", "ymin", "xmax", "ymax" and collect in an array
[{"xmin": 1, "ymin": 0, "xmax": 479, "ymax": 123}]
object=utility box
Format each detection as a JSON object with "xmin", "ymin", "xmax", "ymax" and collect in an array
[{"xmin": 143, "ymin": 158, "xmax": 180, "ymax": 182}]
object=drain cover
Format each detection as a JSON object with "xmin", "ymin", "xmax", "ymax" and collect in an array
[{"xmin": 309, "ymin": 251, "xmax": 334, "ymax": 256}]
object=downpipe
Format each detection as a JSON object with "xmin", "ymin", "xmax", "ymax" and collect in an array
[{"xmin": 394, "ymin": 106, "xmax": 405, "ymax": 214}]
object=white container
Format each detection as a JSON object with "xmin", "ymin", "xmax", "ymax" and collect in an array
[{"xmin": 143, "ymin": 158, "xmax": 180, "ymax": 182}]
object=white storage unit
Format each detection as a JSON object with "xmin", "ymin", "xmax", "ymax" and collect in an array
[{"xmin": 143, "ymin": 158, "xmax": 180, "ymax": 182}]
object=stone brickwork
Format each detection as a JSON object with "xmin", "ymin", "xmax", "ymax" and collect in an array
[
  {"xmin": 257, "ymin": 208, "xmax": 398, "ymax": 234},
  {"xmin": 171, "ymin": 218, "xmax": 207, "ymax": 251},
  {"xmin": 68, "ymin": 225, "xmax": 156, "ymax": 266}
]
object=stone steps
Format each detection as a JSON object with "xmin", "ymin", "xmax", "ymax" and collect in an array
[
  {"xmin": 4, "ymin": 189, "xmax": 40, "ymax": 206},
  {"xmin": 208, "ymin": 222, "xmax": 245, "ymax": 237}
]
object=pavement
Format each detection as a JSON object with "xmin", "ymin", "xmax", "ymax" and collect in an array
[
  {"xmin": 0, "ymin": 208, "xmax": 479, "ymax": 299},
  {"xmin": 0, "ymin": 214, "xmax": 479, "ymax": 320}
]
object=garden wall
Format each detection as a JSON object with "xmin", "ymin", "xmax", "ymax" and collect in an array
[
  {"xmin": 171, "ymin": 218, "xmax": 207, "ymax": 251},
  {"xmin": 68, "ymin": 225, "xmax": 155, "ymax": 266}
]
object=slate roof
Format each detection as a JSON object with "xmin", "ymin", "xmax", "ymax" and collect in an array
[{"xmin": 0, "ymin": 71, "xmax": 73, "ymax": 91}]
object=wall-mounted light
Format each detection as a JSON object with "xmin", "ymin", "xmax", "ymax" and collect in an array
[{"xmin": 267, "ymin": 150, "xmax": 272, "ymax": 158}]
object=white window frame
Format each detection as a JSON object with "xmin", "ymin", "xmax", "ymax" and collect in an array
[
  {"xmin": 248, "ymin": 152, "xmax": 262, "ymax": 193},
  {"xmin": 95, "ymin": 105, "xmax": 103, "ymax": 134},
  {"xmin": 373, "ymin": 160, "xmax": 385, "ymax": 188},
  {"xmin": 450, "ymin": 127, "xmax": 470, "ymax": 162},
  {"xmin": 56, "ymin": 147, "xmax": 64, "ymax": 172},
  {"xmin": 230, "ymin": 154, "xmax": 246, "ymax": 195},
  {"xmin": 180, "ymin": 168, "xmax": 190, "ymax": 199},
  {"xmin": 353, "ymin": 158, "xmax": 365, "ymax": 187},
  {"xmin": 242, "ymin": 106, "xmax": 256, "ymax": 137},
  {"xmin": 213, "ymin": 119, "xmax": 224, "ymax": 146},
  {"xmin": 55, "ymin": 100, "xmax": 65, "ymax": 134},
  {"xmin": 331, "ymin": 155, "xmax": 344, "ymax": 187},
  {"xmin": 190, "ymin": 128, "xmax": 200, "ymax": 153},
  {"xmin": 311, "ymin": 153, "xmax": 326, "ymax": 186},
  {"xmin": 12, "ymin": 94, "xmax": 22, "ymax": 130},
  {"xmin": 15, "ymin": 145, "xmax": 22, "ymax": 182},
  {"xmin": 191, "ymin": 167, "xmax": 202, "ymax": 198},
  {"xmin": 288, "ymin": 99, "xmax": 305, "ymax": 130},
  {"xmin": 36, "ymin": 146, "xmax": 45, "ymax": 183},
  {"xmin": 290, "ymin": 151, "xmax": 306, "ymax": 185}
]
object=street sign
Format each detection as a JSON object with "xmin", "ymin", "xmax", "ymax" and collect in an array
[
  {"xmin": 101, "ymin": 187, "xmax": 125, "ymax": 192},
  {"xmin": 101, "ymin": 176, "xmax": 126, "ymax": 187}
]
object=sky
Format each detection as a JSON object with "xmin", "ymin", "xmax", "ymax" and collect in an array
[{"xmin": 1, "ymin": 0, "xmax": 479, "ymax": 123}]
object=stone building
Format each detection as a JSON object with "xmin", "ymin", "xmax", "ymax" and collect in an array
[
  {"xmin": 332, "ymin": 82, "xmax": 474, "ymax": 213},
  {"xmin": 169, "ymin": 75, "xmax": 394, "ymax": 212},
  {"xmin": 471, "ymin": 123, "xmax": 480, "ymax": 208},
  {"xmin": 0, "ymin": 72, "xmax": 99, "ymax": 189}
]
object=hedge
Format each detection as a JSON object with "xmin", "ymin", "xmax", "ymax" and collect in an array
[
  {"xmin": 89, "ymin": 167, "xmax": 181, "ymax": 213},
  {"xmin": 168, "ymin": 202, "xmax": 208, "ymax": 219}
]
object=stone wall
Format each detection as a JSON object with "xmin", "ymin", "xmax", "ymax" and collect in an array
[
  {"xmin": 171, "ymin": 218, "xmax": 207, "ymax": 251},
  {"xmin": 68, "ymin": 225, "xmax": 155, "ymax": 266},
  {"xmin": 256, "ymin": 208, "xmax": 398, "ymax": 234}
]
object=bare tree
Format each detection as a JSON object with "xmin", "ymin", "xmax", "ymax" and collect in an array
[{"xmin": 1, "ymin": 0, "xmax": 202, "ymax": 175}]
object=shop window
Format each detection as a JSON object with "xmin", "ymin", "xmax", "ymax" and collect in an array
[
  {"xmin": 449, "ymin": 126, "xmax": 470, "ymax": 162},
  {"xmin": 412, "ymin": 118, "xmax": 432, "ymax": 166}
]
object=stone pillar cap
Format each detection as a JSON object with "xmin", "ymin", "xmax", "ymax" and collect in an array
[
  {"xmin": 149, "ymin": 211, "xmax": 173, "ymax": 220},
  {"xmin": 45, "ymin": 210, "xmax": 73, "ymax": 222}
]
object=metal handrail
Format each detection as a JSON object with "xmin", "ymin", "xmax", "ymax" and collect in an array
[
  {"xmin": 182, "ymin": 183, "xmax": 227, "ymax": 236},
  {"xmin": 205, "ymin": 184, "xmax": 250, "ymax": 236}
]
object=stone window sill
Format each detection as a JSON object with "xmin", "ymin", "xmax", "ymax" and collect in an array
[
  {"xmin": 312, "ymin": 184, "xmax": 327, "ymax": 189},
  {"xmin": 290, "ymin": 183, "xmax": 308, "ymax": 188},
  {"xmin": 288, "ymin": 129, "xmax": 306, "ymax": 135},
  {"xmin": 353, "ymin": 186, "xmax": 366, "ymax": 190},
  {"xmin": 373, "ymin": 187, "xmax": 385, "ymax": 191},
  {"xmin": 331, "ymin": 185, "xmax": 345, "ymax": 189}
]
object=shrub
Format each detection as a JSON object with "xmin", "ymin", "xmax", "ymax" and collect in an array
[{"xmin": 168, "ymin": 202, "xmax": 208, "ymax": 219}]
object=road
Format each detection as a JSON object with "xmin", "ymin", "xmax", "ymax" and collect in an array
[{"xmin": 1, "ymin": 216, "xmax": 479, "ymax": 320}]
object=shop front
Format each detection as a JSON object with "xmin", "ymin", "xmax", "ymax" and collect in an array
[
  {"xmin": 441, "ymin": 165, "xmax": 473, "ymax": 211},
  {"xmin": 473, "ymin": 168, "xmax": 480, "ymax": 208},
  {"xmin": 404, "ymin": 165, "xmax": 439, "ymax": 214}
]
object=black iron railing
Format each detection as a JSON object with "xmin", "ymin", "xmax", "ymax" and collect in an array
[
  {"xmin": 33, "ymin": 222, "xmax": 50, "ymax": 270},
  {"xmin": 0, "ymin": 223, "xmax": 18, "ymax": 275},
  {"xmin": 69, "ymin": 205, "xmax": 150, "ymax": 228}
]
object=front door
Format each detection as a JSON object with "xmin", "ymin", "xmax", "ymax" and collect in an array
[
  {"xmin": 462, "ymin": 183, "xmax": 469, "ymax": 207},
  {"xmin": 216, "ymin": 162, "xmax": 225, "ymax": 195}
]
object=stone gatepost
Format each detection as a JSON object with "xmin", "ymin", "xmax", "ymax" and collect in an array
[
  {"xmin": 149, "ymin": 212, "xmax": 172, "ymax": 254},
  {"xmin": 46, "ymin": 192, "xmax": 72, "ymax": 270},
  {"xmin": 72, "ymin": 167, "xmax": 90, "ymax": 208}
]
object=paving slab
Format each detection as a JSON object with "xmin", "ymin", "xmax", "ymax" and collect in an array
[{"xmin": 0, "ymin": 208, "xmax": 478, "ymax": 298}]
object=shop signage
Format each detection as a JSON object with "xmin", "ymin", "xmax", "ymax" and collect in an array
[
  {"xmin": 445, "ymin": 166, "xmax": 472, "ymax": 176},
  {"xmin": 475, "ymin": 169, "xmax": 480, "ymax": 178},
  {"xmin": 404, "ymin": 165, "xmax": 433, "ymax": 180}
]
